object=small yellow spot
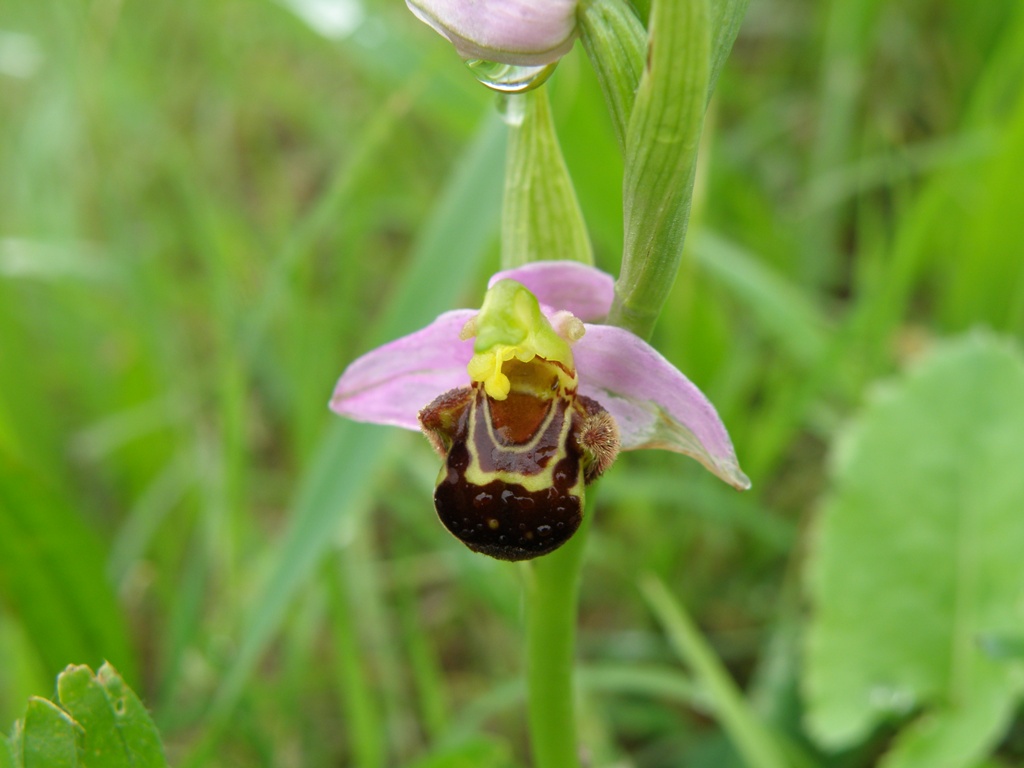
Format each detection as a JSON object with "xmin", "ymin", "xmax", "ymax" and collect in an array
[{"xmin": 487, "ymin": 518, "xmax": 500, "ymax": 530}]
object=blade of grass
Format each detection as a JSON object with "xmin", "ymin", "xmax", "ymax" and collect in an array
[
  {"xmin": 803, "ymin": 0, "xmax": 884, "ymax": 289},
  {"xmin": 326, "ymin": 555, "xmax": 386, "ymax": 768},
  {"xmin": 692, "ymin": 230, "xmax": 829, "ymax": 367},
  {"xmin": 640, "ymin": 575, "xmax": 810, "ymax": 768},
  {"xmin": 183, "ymin": 112, "xmax": 507, "ymax": 763},
  {"xmin": 0, "ymin": 457, "xmax": 136, "ymax": 685}
]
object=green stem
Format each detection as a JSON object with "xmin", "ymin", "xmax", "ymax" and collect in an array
[
  {"xmin": 522, "ymin": 508, "xmax": 592, "ymax": 768},
  {"xmin": 499, "ymin": 81, "xmax": 594, "ymax": 767},
  {"xmin": 609, "ymin": 0, "xmax": 711, "ymax": 340},
  {"xmin": 577, "ymin": 0, "xmax": 646, "ymax": 152},
  {"xmin": 498, "ymin": 84, "xmax": 594, "ymax": 766}
]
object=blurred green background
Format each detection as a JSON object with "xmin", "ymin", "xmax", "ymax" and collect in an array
[{"xmin": 2, "ymin": 0, "xmax": 1023, "ymax": 765}]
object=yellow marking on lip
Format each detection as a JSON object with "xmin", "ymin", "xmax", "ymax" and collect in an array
[{"xmin": 462, "ymin": 392, "xmax": 582, "ymax": 495}]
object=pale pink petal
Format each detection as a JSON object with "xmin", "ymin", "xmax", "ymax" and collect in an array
[
  {"xmin": 490, "ymin": 261, "xmax": 615, "ymax": 322},
  {"xmin": 575, "ymin": 325, "xmax": 751, "ymax": 490},
  {"xmin": 407, "ymin": 0, "xmax": 577, "ymax": 66},
  {"xmin": 330, "ymin": 310, "xmax": 475, "ymax": 431}
]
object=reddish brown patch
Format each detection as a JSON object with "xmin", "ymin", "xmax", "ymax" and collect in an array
[{"xmin": 487, "ymin": 391, "xmax": 552, "ymax": 445}]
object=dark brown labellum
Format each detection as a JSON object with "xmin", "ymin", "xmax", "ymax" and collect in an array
[
  {"xmin": 419, "ymin": 381, "xmax": 619, "ymax": 561},
  {"xmin": 434, "ymin": 440, "xmax": 583, "ymax": 561}
]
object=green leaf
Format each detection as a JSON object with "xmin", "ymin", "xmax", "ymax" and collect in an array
[
  {"xmin": 0, "ymin": 734, "xmax": 16, "ymax": 768},
  {"xmin": 577, "ymin": 0, "xmax": 646, "ymax": 151},
  {"xmin": 610, "ymin": 0, "xmax": 711, "ymax": 338},
  {"xmin": 54, "ymin": 666, "xmax": 127, "ymax": 768},
  {"xmin": 805, "ymin": 332, "xmax": 1024, "ymax": 766},
  {"xmin": 707, "ymin": 0, "xmax": 750, "ymax": 99},
  {"xmin": 406, "ymin": 736, "xmax": 518, "ymax": 768},
  {"xmin": 57, "ymin": 663, "xmax": 166, "ymax": 768},
  {"xmin": 578, "ymin": 0, "xmax": 747, "ymax": 154},
  {"xmin": 500, "ymin": 87, "xmax": 593, "ymax": 267},
  {"xmin": 0, "ymin": 459, "xmax": 136, "ymax": 684},
  {"xmin": 4, "ymin": 665, "xmax": 166, "ymax": 768},
  {"xmin": 19, "ymin": 697, "xmax": 80, "ymax": 768}
]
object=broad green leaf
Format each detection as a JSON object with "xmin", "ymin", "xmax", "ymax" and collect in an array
[
  {"xmin": 94, "ymin": 664, "xmax": 165, "ymax": 766},
  {"xmin": 19, "ymin": 697, "xmax": 80, "ymax": 768},
  {"xmin": 57, "ymin": 663, "xmax": 166, "ymax": 768},
  {"xmin": 4, "ymin": 665, "xmax": 165, "ymax": 768},
  {"xmin": 805, "ymin": 332, "xmax": 1024, "ymax": 767},
  {"xmin": 501, "ymin": 87, "xmax": 592, "ymax": 267},
  {"xmin": 54, "ymin": 666, "xmax": 128, "ymax": 768}
]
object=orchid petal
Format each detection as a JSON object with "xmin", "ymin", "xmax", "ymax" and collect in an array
[
  {"xmin": 407, "ymin": 0, "xmax": 577, "ymax": 66},
  {"xmin": 490, "ymin": 261, "xmax": 615, "ymax": 322},
  {"xmin": 575, "ymin": 325, "xmax": 751, "ymax": 490},
  {"xmin": 330, "ymin": 310, "xmax": 475, "ymax": 431}
]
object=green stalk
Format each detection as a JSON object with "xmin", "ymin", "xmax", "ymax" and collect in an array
[
  {"xmin": 577, "ymin": 0, "xmax": 646, "ymax": 152},
  {"xmin": 507, "ymin": 0, "xmax": 752, "ymax": 762},
  {"xmin": 500, "ymin": 80, "xmax": 595, "ymax": 766},
  {"xmin": 609, "ymin": 0, "xmax": 711, "ymax": 339},
  {"xmin": 522, "ymin": 509, "xmax": 593, "ymax": 768}
]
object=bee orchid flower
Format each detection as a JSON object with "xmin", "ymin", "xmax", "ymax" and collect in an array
[{"xmin": 331, "ymin": 261, "xmax": 749, "ymax": 561}]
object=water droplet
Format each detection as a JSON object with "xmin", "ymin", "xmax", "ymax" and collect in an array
[
  {"xmin": 497, "ymin": 94, "xmax": 525, "ymax": 127},
  {"xmin": 464, "ymin": 59, "xmax": 557, "ymax": 94}
]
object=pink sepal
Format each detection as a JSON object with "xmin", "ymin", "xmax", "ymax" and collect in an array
[
  {"xmin": 329, "ymin": 310, "xmax": 476, "ymax": 431},
  {"xmin": 575, "ymin": 325, "xmax": 751, "ymax": 490}
]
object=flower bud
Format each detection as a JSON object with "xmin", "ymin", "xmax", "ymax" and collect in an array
[{"xmin": 406, "ymin": 0, "xmax": 578, "ymax": 66}]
